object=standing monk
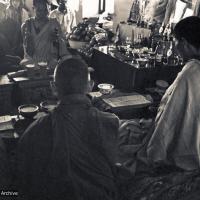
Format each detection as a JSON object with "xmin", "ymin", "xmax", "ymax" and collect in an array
[{"xmin": 21, "ymin": 0, "xmax": 70, "ymax": 68}]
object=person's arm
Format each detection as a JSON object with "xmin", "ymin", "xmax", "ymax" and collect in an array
[
  {"xmin": 22, "ymin": 2, "xmax": 32, "ymax": 17},
  {"xmin": 162, "ymin": 0, "xmax": 177, "ymax": 27},
  {"xmin": 17, "ymin": 128, "xmax": 31, "ymax": 199},
  {"xmin": 5, "ymin": 7, "xmax": 12, "ymax": 19},
  {"xmin": 97, "ymin": 111, "xmax": 120, "ymax": 165},
  {"xmin": 69, "ymin": 10, "xmax": 76, "ymax": 33},
  {"xmin": 21, "ymin": 19, "xmax": 34, "ymax": 57}
]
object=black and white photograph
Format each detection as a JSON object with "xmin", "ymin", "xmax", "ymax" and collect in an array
[{"xmin": 0, "ymin": 0, "xmax": 200, "ymax": 199}]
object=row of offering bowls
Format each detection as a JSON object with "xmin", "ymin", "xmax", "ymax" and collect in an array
[{"xmin": 18, "ymin": 83, "xmax": 115, "ymax": 118}]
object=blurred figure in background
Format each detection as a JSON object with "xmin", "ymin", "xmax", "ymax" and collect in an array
[
  {"xmin": 160, "ymin": 0, "xmax": 200, "ymax": 34},
  {"xmin": 21, "ymin": 0, "xmax": 69, "ymax": 68},
  {"xmin": 49, "ymin": 0, "xmax": 76, "ymax": 36},
  {"xmin": 0, "ymin": 0, "xmax": 23, "ymax": 72},
  {"xmin": 49, "ymin": 0, "xmax": 67, "ymax": 34},
  {"xmin": 6, "ymin": 0, "xmax": 31, "ymax": 24},
  {"xmin": 0, "ymin": 1, "xmax": 6, "ymax": 21},
  {"xmin": 193, "ymin": 0, "xmax": 200, "ymax": 16},
  {"xmin": 143, "ymin": 0, "xmax": 169, "ymax": 25}
]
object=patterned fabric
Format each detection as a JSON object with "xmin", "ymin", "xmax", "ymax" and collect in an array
[{"xmin": 120, "ymin": 170, "xmax": 200, "ymax": 200}]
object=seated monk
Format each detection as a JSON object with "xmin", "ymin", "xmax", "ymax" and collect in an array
[
  {"xmin": 21, "ymin": 0, "xmax": 70, "ymax": 68},
  {"xmin": 119, "ymin": 16, "xmax": 200, "ymax": 200},
  {"xmin": 17, "ymin": 57, "xmax": 119, "ymax": 200},
  {"xmin": 147, "ymin": 16, "xmax": 200, "ymax": 171}
]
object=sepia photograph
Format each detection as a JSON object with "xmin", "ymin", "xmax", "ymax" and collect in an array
[{"xmin": 0, "ymin": 0, "xmax": 200, "ymax": 199}]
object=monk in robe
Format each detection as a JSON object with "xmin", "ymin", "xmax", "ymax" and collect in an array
[
  {"xmin": 160, "ymin": 0, "xmax": 200, "ymax": 33},
  {"xmin": 120, "ymin": 16, "xmax": 200, "ymax": 172},
  {"xmin": 143, "ymin": 0, "xmax": 169, "ymax": 24},
  {"xmin": 17, "ymin": 57, "xmax": 119, "ymax": 200},
  {"xmin": 119, "ymin": 17, "xmax": 200, "ymax": 200},
  {"xmin": 147, "ymin": 16, "xmax": 200, "ymax": 171},
  {"xmin": 21, "ymin": 0, "xmax": 69, "ymax": 68},
  {"xmin": 49, "ymin": 1, "xmax": 76, "ymax": 36}
]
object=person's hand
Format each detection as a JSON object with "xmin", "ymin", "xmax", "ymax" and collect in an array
[
  {"xmin": 119, "ymin": 119, "xmax": 148, "ymax": 135},
  {"xmin": 139, "ymin": 118, "xmax": 153, "ymax": 129},
  {"xmin": 119, "ymin": 119, "xmax": 153, "ymax": 143},
  {"xmin": 118, "ymin": 120, "xmax": 148, "ymax": 161},
  {"xmin": 119, "ymin": 120, "xmax": 147, "ymax": 145}
]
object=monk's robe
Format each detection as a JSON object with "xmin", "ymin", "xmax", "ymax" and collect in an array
[
  {"xmin": 147, "ymin": 59, "xmax": 200, "ymax": 171},
  {"xmin": 0, "ymin": 136, "xmax": 10, "ymax": 189},
  {"xmin": 17, "ymin": 94, "xmax": 119, "ymax": 200},
  {"xmin": 21, "ymin": 17, "xmax": 69, "ymax": 67}
]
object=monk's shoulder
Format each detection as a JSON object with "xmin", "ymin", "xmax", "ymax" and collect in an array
[
  {"xmin": 180, "ymin": 60, "xmax": 200, "ymax": 79},
  {"xmin": 20, "ymin": 114, "xmax": 52, "ymax": 142},
  {"xmin": 89, "ymin": 107, "xmax": 119, "ymax": 129}
]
